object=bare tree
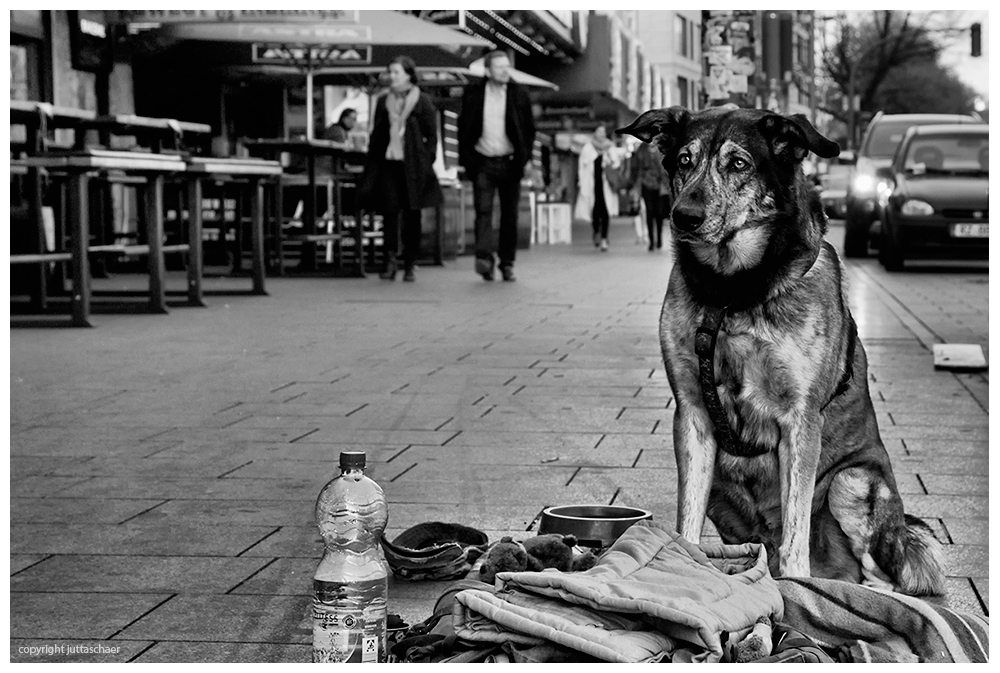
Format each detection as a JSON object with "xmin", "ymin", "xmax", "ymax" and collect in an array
[{"xmin": 818, "ymin": 10, "xmax": 958, "ymax": 124}]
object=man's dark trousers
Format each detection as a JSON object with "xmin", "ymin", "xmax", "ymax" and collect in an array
[{"xmin": 472, "ymin": 154, "xmax": 520, "ymax": 269}]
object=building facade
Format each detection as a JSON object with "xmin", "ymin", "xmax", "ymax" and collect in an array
[{"xmin": 636, "ymin": 10, "xmax": 703, "ymax": 110}]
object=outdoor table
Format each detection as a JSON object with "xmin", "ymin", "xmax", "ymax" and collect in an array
[
  {"xmin": 15, "ymin": 150, "xmax": 191, "ymax": 327},
  {"xmin": 10, "ymin": 101, "xmax": 211, "ymax": 155},
  {"xmin": 184, "ymin": 157, "xmax": 283, "ymax": 298},
  {"xmin": 91, "ymin": 113, "xmax": 212, "ymax": 154},
  {"xmin": 243, "ymin": 138, "xmax": 366, "ymax": 276},
  {"xmin": 10, "ymin": 100, "xmax": 98, "ymax": 154}
]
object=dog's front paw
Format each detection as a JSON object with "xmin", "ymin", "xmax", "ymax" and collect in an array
[{"xmin": 778, "ymin": 546, "xmax": 812, "ymax": 578}]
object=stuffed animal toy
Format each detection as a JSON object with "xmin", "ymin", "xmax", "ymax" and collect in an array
[
  {"xmin": 477, "ymin": 534, "xmax": 600, "ymax": 584},
  {"xmin": 523, "ymin": 534, "xmax": 577, "ymax": 572},
  {"xmin": 477, "ymin": 537, "xmax": 529, "ymax": 585}
]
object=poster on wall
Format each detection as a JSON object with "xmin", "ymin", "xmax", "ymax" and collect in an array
[{"xmin": 703, "ymin": 11, "xmax": 757, "ymax": 108}]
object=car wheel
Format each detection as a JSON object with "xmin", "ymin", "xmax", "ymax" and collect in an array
[
  {"xmin": 878, "ymin": 221, "xmax": 904, "ymax": 271},
  {"xmin": 843, "ymin": 211, "xmax": 869, "ymax": 258}
]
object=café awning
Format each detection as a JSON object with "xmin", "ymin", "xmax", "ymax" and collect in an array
[
  {"xmin": 467, "ymin": 57, "xmax": 559, "ymax": 91},
  {"xmin": 126, "ymin": 10, "xmax": 489, "ymax": 137}
]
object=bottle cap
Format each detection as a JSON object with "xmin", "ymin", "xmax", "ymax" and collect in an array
[{"xmin": 339, "ymin": 451, "xmax": 366, "ymax": 470}]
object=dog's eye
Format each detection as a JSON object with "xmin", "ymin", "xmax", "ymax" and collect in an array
[
  {"xmin": 678, "ymin": 153, "xmax": 692, "ymax": 168},
  {"xmin": 731, "ymin": 157, "xmax": 749, "ymax": 171}
]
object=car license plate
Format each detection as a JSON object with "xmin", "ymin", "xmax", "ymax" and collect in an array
[{"xmin": 951, "ymin": 223, "xmax": 989, "ymax": 238}]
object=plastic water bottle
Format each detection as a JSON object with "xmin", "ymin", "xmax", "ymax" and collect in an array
[{"xmin": 312, "ymin": 451, "xmax": 389, "ymax": 663}]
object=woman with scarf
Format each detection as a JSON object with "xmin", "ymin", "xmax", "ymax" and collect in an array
[
  {"xmin": 574, "ymin": 125, "xmax": 620, "ymax": 251},
  {"xmin": 359, "ymin": 55, "xmax": 443, "ymax": 281}
]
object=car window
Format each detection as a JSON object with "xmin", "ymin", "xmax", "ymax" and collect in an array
[
  {"xmin": 863, "ymin": 121, "xmax": 925, "ymax": 158},
  {"xmin": 903, "ymin": 134, "xmax": 989, "ymax": 174}
]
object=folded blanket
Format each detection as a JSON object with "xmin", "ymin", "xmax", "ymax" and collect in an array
[
  {"xmin": 452, "ymin": 522, "xmax": 783, "ymax": 662},
  {"xmin": 778, "ymin": 577, "xmax": 989, "ymax": 663}
]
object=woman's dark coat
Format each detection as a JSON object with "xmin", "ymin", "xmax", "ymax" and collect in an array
[{"xmin": 360, "ymin": 90, "xmax": 443, "ymax": 211}]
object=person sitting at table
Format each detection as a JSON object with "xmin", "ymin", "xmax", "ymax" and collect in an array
[
  {"xmin": 322, "ymin": 108, "xmax": 357, "ymax": 144},
  {"xmin": 359, "ymin": 55, "xmax": 443, "ymax": 282}
]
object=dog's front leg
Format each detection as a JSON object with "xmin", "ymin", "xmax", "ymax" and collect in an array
[
  {"xmin": 777, "ymin": 412, "xmax": 822, "ymax": 577},
  {"xmin": 674, "ymin": 399, "xmax": 717, "ymax": 543}
]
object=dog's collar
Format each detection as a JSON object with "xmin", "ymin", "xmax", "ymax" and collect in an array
[{"xmin": 695, "ymin": 305, "xmax": 771, "ymax": 459}]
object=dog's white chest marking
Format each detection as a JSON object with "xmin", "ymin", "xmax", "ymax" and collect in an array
[{"xmin": 712, "ymin": 316, "xmax": 820, "ymax": 452}]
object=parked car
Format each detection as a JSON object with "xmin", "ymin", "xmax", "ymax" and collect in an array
[
  {"xmin": 843, "ymin": 112, "xmax": 981, "ymax": 258},
  {"xmin": 874, "ymin": 123, "xmax": 988, "ymax": 271},
  {"xmin": 818, "ymin": 153, "xmax": 852, "ymax": 220}
]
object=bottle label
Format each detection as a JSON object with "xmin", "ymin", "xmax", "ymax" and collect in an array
[{"xmin": 312, "ymin": 578, "xmax": 387, "ymax": 663}]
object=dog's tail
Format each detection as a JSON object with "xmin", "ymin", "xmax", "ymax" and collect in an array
[{"xmin": 891, "ymin": 514, "xmax": 946, "ymax": 596}]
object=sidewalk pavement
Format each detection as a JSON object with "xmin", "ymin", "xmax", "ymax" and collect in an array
[{"xmin": 9, "ymin": 218, "xmax": 989, "ymax": 662}]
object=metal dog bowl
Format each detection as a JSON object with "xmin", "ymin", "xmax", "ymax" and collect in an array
[{"xmin": 538, "ymin": 505, "xmax": 652, "ymax": 548}]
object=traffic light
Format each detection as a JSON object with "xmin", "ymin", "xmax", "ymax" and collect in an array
[{"xmin": 971, "ymin": 23, "xmax": 981, "ymax": 58}]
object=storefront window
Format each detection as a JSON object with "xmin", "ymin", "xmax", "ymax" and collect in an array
[{"xmin": 10, "ymin": 44, "xmax": 30, "ymax": 100}]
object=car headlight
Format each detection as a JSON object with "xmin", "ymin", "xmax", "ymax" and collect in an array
[
  {"xmin": 852, "ymin": 174, "xmax": 877, "ymax": 196},
  {"xmin": 900, "ymin": 199, "xmax": 934, "ymax": 216}
]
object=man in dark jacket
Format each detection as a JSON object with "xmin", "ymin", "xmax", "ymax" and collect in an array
[{"xmin": 458, "ymin": 50, "xmax": 536, "ymax": 282}]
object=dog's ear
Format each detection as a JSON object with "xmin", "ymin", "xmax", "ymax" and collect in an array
[
  {"xmin": 758, "ymin": 113, "xmax": 840, "ymax": 162},
  {"xmin": 616, "ymin": 106, "xmax": 689, "ymax": 145}
]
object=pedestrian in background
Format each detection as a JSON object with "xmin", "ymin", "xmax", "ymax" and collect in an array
[
  {"xmin": 359, "ymin": 56, "xmax": 442, "ymax": 282},
  {"xmin": 574, "ymin": 125, "xmax": 619, "ymax": 251},
  {"xmin": 321, "ymin": 108, "xmax": 357, "ymax": 143},
  {"xmin": 458, "ymin": 50, "xmax": 536, "ymax": 282},
  {"xmin": 629, "ymin": 141, "xmax": 672, "ymax": 251}
]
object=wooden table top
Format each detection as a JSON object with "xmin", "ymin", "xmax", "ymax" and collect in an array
[
  {"xmin": 19, "ymin": 150, "xmax": 188, "ymax": 173},
  {"xmin": 185, "ymin": 157, "xmax": 283, "ymax": 176}
]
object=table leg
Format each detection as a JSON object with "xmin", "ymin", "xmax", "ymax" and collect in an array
[
  {"xmin": 186, "ymin": 177, "xmax": 206, "ymax": 307},
  {"xmin": 304, "ymin": 153, "xmax": 317, "ymax": 272},
  {"xmin": 250, "ymin": 177, "xmax": 267, "ymax": 295},
  {"xmin": 68, "ymin": 173, "xmax": 92, "ymax": 327},
  {"xmin": 144, "ymin": 174, "xmax": 168, "ymax": 314},
  {"xmin": 274, "ymin": 179, "xmax": 285, "ymax": 276},
  {"xmin": 26, "ymin": 167, "xmax": 48, "ymax": 312}
]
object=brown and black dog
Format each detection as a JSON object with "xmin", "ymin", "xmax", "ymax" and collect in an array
[{"xmin": 617, "ymin": 106, "xmax": 944, "ymax": 595}]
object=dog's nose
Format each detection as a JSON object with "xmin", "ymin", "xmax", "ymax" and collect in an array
[{"xmin": 672, "ymin": 204, "xmax": 705, "ymax": 232}]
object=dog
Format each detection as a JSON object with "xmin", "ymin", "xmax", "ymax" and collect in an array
[{"xmin": 617, "ymin": 106, "xmax": 944, "ymax": 596}]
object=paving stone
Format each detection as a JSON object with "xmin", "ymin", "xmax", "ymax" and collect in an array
[
  {"xmin": 384, "ymin": 502, "xmax": 542, "ymax": 532},
  {"xmin": 132, "ymin": 641, "xmax": 310, "ymax": 663},
  {"xmin": 11, "ymin": 554, "xmax": 50, "ymax": 575},
  {"xmin": 10, "ymin": 638, "xmax": 153, "ymax": 663},
  {"xmin": 972, "ymin": 578, "xmax": 988, "ymax": 613},
  {"xmin": 11, "ymin": 555, "xmax": 272, "ymax": 594},
  {"xmin": 901, "ymin": 494, "xmax": 989, "ymax": 520},
  {"xmin": 440, "ymin": 431, "xmax": 603, "ymax": 450},
  {"xmin": 10, "ymin": 476, "xmax": 99, "ymax": 498},
  {"xmin": 893, "ymin": 456, "xmax": 989, "ymax": 476},
  {"xmin": 382, "ymin": 475, "xmax": 615, "ymax": 506},
  {"xmin": 227, "ymin": 557, "xmax": 316, "ymax": 596},
  {"xmin": 398, "ymin": 444, "xmax": 641, "ymax": 468},
  {"xmin": 239, "ymin": 526, "xmax": 323, "ymax": 558},
  {"xmin": 920, "ymin": 474, "xmax": 990, "ymax": 496},
  {"xmin": 10, "ymin": 592, "xmax": 171, "ymax": 639},
  {"xmin": 398, "ymin": 463, "xmax": 578, "ymax": 484},
  {"xmin": 299, "ymin": 428, "xmax": 459, "ymax": 446},
  {"xmin": 126, "ymin": 499, "xmax": 316, "ymax": 528},
  {"xmin": 115, "ymin": 594, "xmax": 312, "ymax": 644},
  {"xmin": 10, "ymin": 497, "xmax": 165, "ymax": 524},
  {"xmin": 36, "ymin": 455, "xmax": 257, "ymax": 479},
  {"xmin": 942, "ymin": 545, "xmax": 990, "ymax": 578},
  {"xmin": 942, "ymin": 577, "xmax": 987, "ymax": 616},
  {"xmin": 57, "ymin": 475, "xmax": 320, "ymax": 501},
  {"xmin": 10, "ymin": 522, "xmax": 277, "ymax": 556},
  {"xmin": 940, "ymin": 518, "xmax": 990, "ymax": 545}
]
